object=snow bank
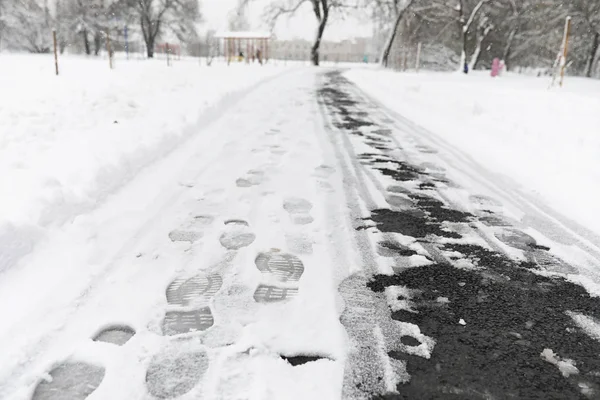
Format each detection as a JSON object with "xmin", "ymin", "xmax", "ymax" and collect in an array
[
  {"xmin": 345, "ymin": 68, "xmax": 600, "ymax": 238},
  {"xmin": 0, "ymin": 54, "xmax": 287, "ymax": 273}
]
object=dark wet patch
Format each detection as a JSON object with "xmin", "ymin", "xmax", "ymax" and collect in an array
[
  {"xmin": 365, "ymin": 209, "xmax": 461, "ymax": 239},
  {"xmin": 367, "ymin": 241, "xmax": 600, "ymax": 399},
  {"xmin": 280, "ymin": 355, "xmax": 327, "ymax": 366},
  {"xmin": 408, "ymin": 194, "xmax": 472, "ymax": 224},
  {"xmin": 363, "ymin": 193, "xmax": 472, "ymax": 240},
  {"xmin": 366, "ymin": 209, "xmax": 462, "ymax": 239},
  {"xmin": 318, "ymin": 87, "xmax": 357, "ymax": 107},
  {"xmin": 359, "ymin": 154, "xmax": 423, "ymax": 182},
  {"xmin": 400, "ymin": 336, "xmax": 421, "ymax": 347}
]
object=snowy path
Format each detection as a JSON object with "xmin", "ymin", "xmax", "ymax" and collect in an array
[
  {"xmin": 0, "ymin": 68, "xmax": 354, "ymax": 400},
  {"xmin": 3, "ymin": 68, "xmax": 600, "ymax": 400}
]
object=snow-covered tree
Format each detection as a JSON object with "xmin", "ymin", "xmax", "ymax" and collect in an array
[
  {"xmin": 2, "ymin": 0, "xmax": 53, "ymax": 53},
  {"xmin": 569, "ymin": 0, "xmax": 600, "ymax": 77},
  {"xmin": 126, "ymin": 0, "xmax": 201, "ymax": 58},
  {"xmin": 375, "ymin": 0, "xmax": 415, "ymax": 67},
  {"xmin": 229, "ymin": 0, "xmax": 251, "ymax": 31},
  {"xmin": 61, "ymin": 0, "xmax": 107, "ymax": 55}
]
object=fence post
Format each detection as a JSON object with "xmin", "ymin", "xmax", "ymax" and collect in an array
[
  {"xmin": 124, "ymin": 26, "xmax": 129, "ymax": 60},
  {"xmin": 106, "ymin": 30, "xmax": 113, "ymax": 69},
  {"xmin": 416, "ymin": 42, "xmax": 422, "ymax": 73},
  {"xmin": 52, "ymin": 30, "xmax": 59, "ymax": 76},
  {"xmin": 559, "ymin": 16, "xmax": 572, "ymax": 87}
]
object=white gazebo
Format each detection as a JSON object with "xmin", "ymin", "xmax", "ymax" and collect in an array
[{"xmin": 215, "ymin": 31, "xmax": 272, "ymax": 65}]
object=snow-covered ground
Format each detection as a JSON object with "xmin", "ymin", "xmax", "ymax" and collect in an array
[
  {"xmin": 0, "ymin": 58, "xmax": 364, "ymax": 399},
  {"xmin": 4, "ymin": 55, "xmax": 600, "ymax": 399},
  {"xmin": 345, "ymin": 69, "xmax": 600, "ymax": 240},
  {"xmin": 0, "ymin": 54, "xmax": 289, "ymax": 275}
]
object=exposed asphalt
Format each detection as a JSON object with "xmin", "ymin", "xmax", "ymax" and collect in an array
[{"xmin": 320, "ymin": 70, "xmax": 600, "ymax": 400}]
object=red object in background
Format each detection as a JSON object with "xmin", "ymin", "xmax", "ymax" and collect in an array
[{"xmin": 491, "ymin": 58, "xmax": 500, "ymax": 77}]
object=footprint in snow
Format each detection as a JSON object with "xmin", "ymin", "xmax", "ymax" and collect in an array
[
  {"xmin": 270, "ymin": 145, "xmax": 287, "ymax": 155},
  {"xmin": 285, "ymin": 233, "xmax": 314, "ymax": 255},
  {"xmin": 168, "ymin": 215, "xmax": 214, "ymax": 243},
  {"xmin": 162, "ymin": 273, "xmax": 223, "ymax": 336},
  {"xmin": 313, "ymin": 164, "xmax": 336, "ymax": 179},
  {"xmin": 419, "ymin": 162, "xmax": 446, "ymax": 172},
  {"xmin": 283, "ymin": 197, "xmax": 314, "ymax": 225},
  {"xmin": 219, "ymin": 220, "xmax": 256, "ymax": 250},
  {"xmin": 32, "ymin": 363, "xmax": 105, "ymax": 400},
  {"xmin": 386, "ymin": 194, "xmax": 415, "ymax": 210},
  {"xmin": 236, "ymin": 170, "xmax": 265, "ymax": 188},
  {"xmin": 146, "ymin": 348, "xmax": 208, "ymax": 399},
  {"xmin": 254, "ymin": 251, "xmax": 305, "ymax": 303},
  {"xmin": 415, "ymin": 144, "xmax": 438, "ymax": 154},
  {"xmin": 469, "ymin": 194, "xmax": 503, "ymax": 209},
  {"xmin": 494, "ymin": 228, "xmax": 538, "ymax": 252},
  {"xmin": 93, "ymin": 325, "xmax": 135, "ymax": 345}
]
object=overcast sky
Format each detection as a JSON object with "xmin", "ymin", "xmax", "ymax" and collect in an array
[{"xmin": 202, "ymin": 0, "xmax": 374, "ymax": 41}]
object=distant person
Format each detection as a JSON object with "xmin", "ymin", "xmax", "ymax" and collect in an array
[{"xmin": 256, "ymin": 49, "xmax": 262, "ymax": 64}]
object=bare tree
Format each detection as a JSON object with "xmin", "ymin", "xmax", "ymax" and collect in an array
[
  {"xmin": 122, "ymin": 0, "xmax": 201, "ymax": 58},
  {"xmin": 262, "ymin": 0, "xmax": 356, "ymax": 66},
  {"xmin": 467, "ymin": 12, "xmax": 492, "ymax": 70},
  {"xmin": 569, "ymin": 0, "xmax": 600, "ymax": 77},
  {"xmin": 229, "ymin": 0, "xmax": 251, "ymax": 31},
  {"xmin": 2, "ymin": 0, "xmax": 52, "ymax": 53},
  {"xmin": 205, "ymin": 29, "xmax": 217, "ymax": 65},
  {"xmin": 63, "ymin": 0, "xmax": 104, "ymax": 55},
  {"xmin": 456, "ymin": 0, "xmax": 489, "ymax": 72},
  {"xmin": 377, "ymin": 0, "xmax": 415, "ymax": 67}
]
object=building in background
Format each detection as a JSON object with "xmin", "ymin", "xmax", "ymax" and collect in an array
[{"xmin": 271, "ymin": 37, "xmax": 380, "ymax": 63}]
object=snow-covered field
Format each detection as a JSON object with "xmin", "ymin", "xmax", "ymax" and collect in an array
[
  {"xmin": 345, "ymin": 69, "xmax": 600, "ymax": 240},
  {"xmin": 0, "ymin": 54, "xmax": 289, "ymax": 274}
]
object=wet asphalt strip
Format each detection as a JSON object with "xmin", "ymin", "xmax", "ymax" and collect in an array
[{"xmin": 320, "ymin": 71, "xmax": 600, "ymax": 399}]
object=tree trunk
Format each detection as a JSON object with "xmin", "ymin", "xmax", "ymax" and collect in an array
[
  {"xmin": 469, "ymin": 25, "xmax": 491, "ymax": 71},
  {"xmin": 82, "ymin": 29, "xmax": 90, "ymax": 55},
  {"xmin": 94, "ymin": 31, "xmax": 101, "ymax": 56},
  {"xmin": 585, "ymin": 31, "xmax": 600, "ymax": 78},
  {"xmin": 381, "ymin": 12, "xmax": 402, "ymax": 67},
  {"xmin": 468, "ymin": 39, "xmax": 483, "ymax": 71},
  {"xmin": 380, "ymin": 0, "xmax": 415, "ymax": 68},
  {"xmin": 146, "ymin": 36, "xmax": 155, "ymax": 58},
  {"xmin": 310, "ymin": 3, "xmax": 329, "ymax": 66},
  {"xmin": 141, "ymin": 15, "xmax": 160, "ymax": 58},
  {"xmin": 502, "ymin": 26, "xmax": 518, "ymax": 72},
  {"xmin": 460, "ymin": 27, "xmax": 468, "ymax": 73}
]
